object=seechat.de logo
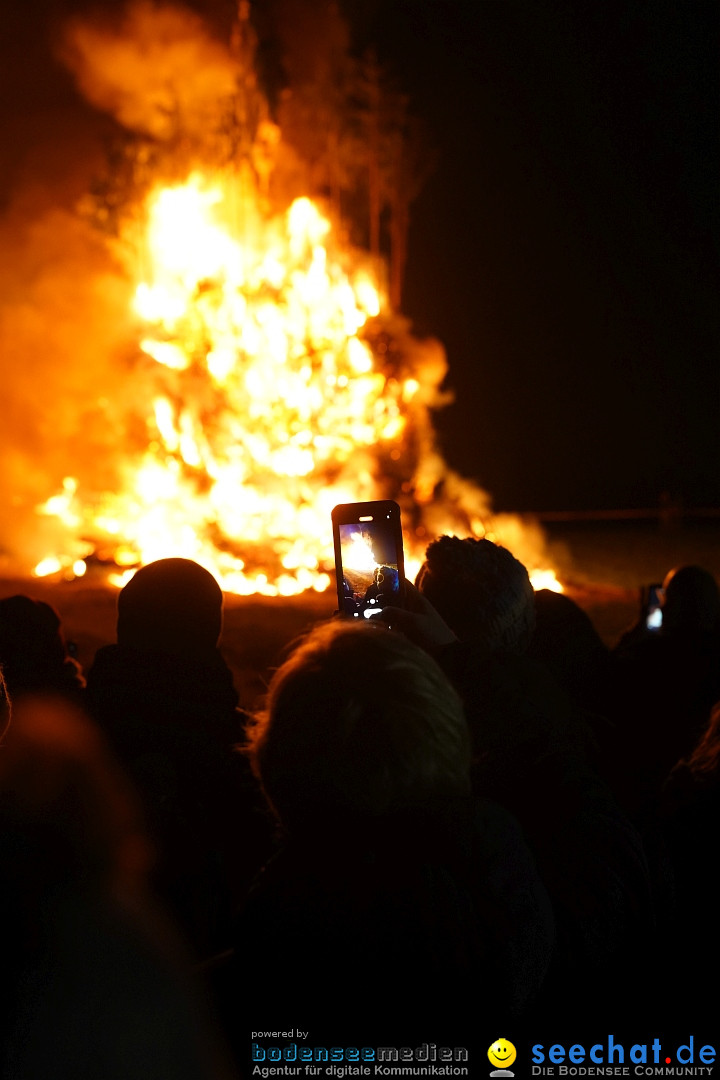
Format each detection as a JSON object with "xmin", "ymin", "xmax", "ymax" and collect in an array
[{"xmin": 489, "ymin": 1038, "xmax": 517, "ymax": 1077}]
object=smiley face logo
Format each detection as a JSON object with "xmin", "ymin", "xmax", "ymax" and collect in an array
[{"xmin": 488, "ymin": 1039, "xmax": 517, "ymax": 1072}]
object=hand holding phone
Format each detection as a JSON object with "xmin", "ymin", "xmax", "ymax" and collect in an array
[{"xmin": 376, "ymin": 580, "xmax": 458, "ymax": 649}]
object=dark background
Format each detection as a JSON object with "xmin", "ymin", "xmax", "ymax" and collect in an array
[
  {"xmin": 1, "ymin": 1, "xmax": 718, "ymax": 513},
  {"xmin": 363, "ymin": 2, "xmax": 719, "ymax": 513}
]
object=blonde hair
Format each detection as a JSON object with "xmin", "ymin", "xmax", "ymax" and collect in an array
[{"xmin": 246, "ymin": 620, "xmax": 470, "ymax": 829}]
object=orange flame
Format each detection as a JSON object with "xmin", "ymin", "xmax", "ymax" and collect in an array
[
  {"xmin": 29, "ymin": 5, "xmax": 563, "ymax": 597},
  {"xmin": 34, "ymin": 172, "xmax": 441, "ymax": 594}
]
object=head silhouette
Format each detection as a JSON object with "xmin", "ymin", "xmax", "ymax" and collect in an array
[
  {"xmin": 416, "ymin": 536, "xmax": 535, "ymax": 653},
  {"xmin": 661, "ymin": 565, "xmax": 720, "ymax": 637},
  {"xmin": 117, "ymin": 558, "xmax": 223, "ymax": 657},
  {"xmin": 247, "ymin": 619, "xmax": 470, "ymax": 831},
  {"xmin": 0, "ymin": 595, "xmax": 82, "ymax": 697}
]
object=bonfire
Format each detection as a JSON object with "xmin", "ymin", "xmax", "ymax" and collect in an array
[{"xmin": 18, "ymin": 1, "xmax": 560, "ymax": 595}]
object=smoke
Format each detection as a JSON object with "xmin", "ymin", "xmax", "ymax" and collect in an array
[
  {"xmin": 0, "ymin": 0, "xmax": 556, "ymax": 584},
  {"xmin": 1, "ymin": 1, "xmax": 235, "ymax": 571},
  {"xmin": 59, "ymin": 2, "xmax": 238, "ymax": 138},
  {"xmin": 0, "ymin": 196, "xmax": 135, "ymax": 570}
]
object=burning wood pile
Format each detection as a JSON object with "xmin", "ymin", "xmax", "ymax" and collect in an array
[{"xmin": 5, "ymin": 1, "xmax": 559, "ymax": 595}]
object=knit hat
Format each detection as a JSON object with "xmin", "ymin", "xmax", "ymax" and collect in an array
[
  {"xmin": 416, "ymin": 536, "xmax": 536, "ymax": 653},
  {"xmin": 117, "ymin": 558, "xmax": 223, "ymax": 656}
]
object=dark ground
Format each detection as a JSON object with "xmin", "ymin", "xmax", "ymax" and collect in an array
[{"xmin": 3, "ymin": 518, "xmax": 720, "ymax": 709}]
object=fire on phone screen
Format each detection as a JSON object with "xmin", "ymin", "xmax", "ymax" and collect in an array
[{"xmin": 333, "ymin": 502, "xmax": 404, "ymax": 618}]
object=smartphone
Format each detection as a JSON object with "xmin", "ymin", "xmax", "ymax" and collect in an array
[
  {"xmin": 332, "ymin": 500, "xmax": 405, "ymax": 619},
  {"xmin": 643, "ymin": 583, "xmax": 664, "ymax": 631}
]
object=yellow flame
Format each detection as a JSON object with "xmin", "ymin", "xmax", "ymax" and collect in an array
[
  {"xmin": 32, "ymin": 170, "xmax": 561, "ymax": 595},
  {"xmin": 343, "ymin": 531, "xmax": 378, "ymax": 575},
  {"xmin": 530, "ymin": 569, "xmax": 565, "ymax": 594},
  {"xmin": 34, "ymin": 557, "xmax": 63, "ymax": 578}
]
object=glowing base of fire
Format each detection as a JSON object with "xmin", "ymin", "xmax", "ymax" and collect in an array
[
  {"xmin": 33, "ymin": 546, "xmax": 563, "ymax": 595},
  {"xmin": 27, "ymin": 176, "xmax": 564, "ymax": 599}
]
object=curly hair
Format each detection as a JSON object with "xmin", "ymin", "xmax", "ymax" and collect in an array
[{"xmin": 416, "ymin": 536, "xmax": 535, "ymax": 653}]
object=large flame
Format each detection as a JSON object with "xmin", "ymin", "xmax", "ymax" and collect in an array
[
  {"xmin": 28, "ymin": 2, "xmax": 563, "ymax": 597},
  {"xmin": 342, "ymin": 531, "xmax": 379, "ymax": 576},
  {"xmin": 35, "ymin": 171, "xmax": 437, "ymax": 593}
]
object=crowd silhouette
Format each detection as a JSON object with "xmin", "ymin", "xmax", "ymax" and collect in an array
[{"xmin": 1, "ymin": 541, "xmax": 718, "ymax": 1074}]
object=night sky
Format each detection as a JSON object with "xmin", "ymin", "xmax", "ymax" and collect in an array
[
  {"xmin": 366, "ymin": 2, "xmax": 719, "ymax": 513},
  {"xmin": 1, "ymin": 1, "xmax": 718, "ymax": 514}
]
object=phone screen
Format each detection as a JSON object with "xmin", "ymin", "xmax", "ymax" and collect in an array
[
  {"xmin": 332, "ymin": 501, "xmax": 404, "ymax": 619},
  {"xmin": 645, "ymin": 584, "xmax": 663, "ymax": 631}
]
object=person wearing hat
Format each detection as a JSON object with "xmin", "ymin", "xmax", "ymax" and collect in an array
[{"xmin": 86, "ymin": 559, "xmax": 272, "ymax": 958}]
